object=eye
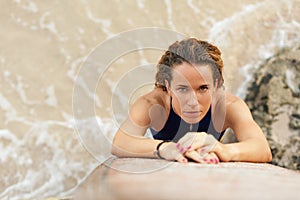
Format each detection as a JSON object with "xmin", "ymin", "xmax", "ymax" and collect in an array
[
  {"xmin": 176, "ymin": 87, "xmax": 188, "ymax": 93},
  {"xmin": 198, "ymin": 85, "xmax": 209, "ymax": 92}
]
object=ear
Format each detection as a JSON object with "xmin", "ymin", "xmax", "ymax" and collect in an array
[
  {"xmin": 165, "ymin": 80, "xmax": 171, "ymax": 95},
  {"xmin": 214, "ymin": 79, "xmax": 219, "ymax": 88}
]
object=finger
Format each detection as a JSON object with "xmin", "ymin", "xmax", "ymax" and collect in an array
[
  {"xmin": 174, "ymin": 142, "xmax": 192, "ymax": 156},
  {"xmin": 197, "ymin": 135, "xmax": 218, "ymax": 155},
  {"xmin": 175, "ymin": 153, "xmax": 188, "ymax": 163},
  {"xmin": 185, "ymin": 150, "xmax": 206, "ymax": 163},
  {"xmin": 179, "ymin": 132, "xmax": 206, "ymax": 145},
  {"xmin": 202, "ymin": 152, "xmax": 219, "ymax": 164},
  {"xmin": 186, "ymin": 132, "xmax": 217, "ymax": 153},
  {"xmin": 177, "ymin": 132, "xmax": 217, "ymax": 155},
  {"xmin": 182, "ymin": 132, "xmax": 207, "ymax": 151},
  {"xmin": 210, "ymin": 152, "xmax": 220, "ymax": 164}
]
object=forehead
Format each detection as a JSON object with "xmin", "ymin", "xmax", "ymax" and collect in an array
[{"xmin": 172, "ymin": 62, "xmax": 213, "ymax": 85}]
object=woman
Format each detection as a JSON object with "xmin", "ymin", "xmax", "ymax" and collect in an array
[{"xmin": 111, "ymin": 38, "xmax": 272, "ymax": 164}]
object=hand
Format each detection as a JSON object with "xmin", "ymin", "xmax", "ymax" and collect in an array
[
  {"xmin": 158, "ymin": 142, "xmax": 189, "ymax": 163},
  {"xmin": 201, "ymin": 152, "xmax": 219, "ymax": 164},
  {"xmin": 179, "ymin": 131, "xmax": 217, "ymax": 150},
  {"xmin": 211, "ymin": 142, "xmax": 232, "ymax": 162},
  {"xmin": 159, "ymin": 132, "xmax": 219, "ymax": 163},
  {"xmin": 185, "ymin": 151, "xmax": 219, "ymax": 164}
]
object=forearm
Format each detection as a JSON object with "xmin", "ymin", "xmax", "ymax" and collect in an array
[
  {"xmin": 215, "ymin": 138, "xmax": 272, "ymax": 162},
  {"xmin": 111, "ymin": 131, "xmax": 161, "ymax": 158}
]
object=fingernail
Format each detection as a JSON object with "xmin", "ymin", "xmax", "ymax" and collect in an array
[
  {"xmin": 215, "ymin": 158, "xmax": 219, "ymax": 164},
  {"xmin": 201, "ymin": 148, "xmax": 206, "ymax": 153},
  {"xmin": 187, "ymin": 146, "xmax": 192, "ymax": 150},
  {"xmin": 176, "ymin": 143, "xmax": 181, "ymax": 149},
  {"xmin": 209, "ymin": 159, "xmax": 214, "ymax": 163},
  {"xmin": 203, "ymin": 158, "xmax": 207, "ymax": 162},
  {"xmin": 181, "ymin": 158, "xmax": 187, "ymax": 163},
  {"xmin": 180, "ymin": 147, "xmax": 185, "ymax": 153}
]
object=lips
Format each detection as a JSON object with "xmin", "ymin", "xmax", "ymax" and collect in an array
[{"xmin": 183, "ymin": 111, "xmax": 201, "ymax": 118}]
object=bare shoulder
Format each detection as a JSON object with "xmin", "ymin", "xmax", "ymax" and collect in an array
[
  {"xmin": 224, "ymin": 92, "xmax": 253, "ymax": 124},
  {"xmin": 223, "ymin": 93, "xmax": 267, "ymax": 143},
  {"xmin": 129, "ymin": 88, "xmax": 169, "ymax": 127},
  {"xmin": 132, "ymin": 88, "xmax": 168, "ymax": 110},
  {"xmin": 225, "ymin": 93, "xmax": 249, "ymax": 108}
]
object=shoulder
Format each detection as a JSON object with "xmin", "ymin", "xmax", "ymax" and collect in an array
[
  {"xmin": 224, "ymin": 92, "xmax": 254, "ymax": 126},
  {"xmin": 225, "ymin": 93, "xmax": 250, "ymax": 112},
  {"xmin": 225, "ymin": 93, "xmax": 243, "ymax": 106},
  {"xmin": 131, "ymin": 88, "xmax": 169, "ymax": 111},
  {"xmin": 129, "ymin": 88, "xmax": 170, "ymax": 127}
]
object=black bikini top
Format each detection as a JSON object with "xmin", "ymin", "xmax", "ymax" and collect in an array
[{"xmin": 150, "ymin": 103, "xmax": 225, "ymax": 142}]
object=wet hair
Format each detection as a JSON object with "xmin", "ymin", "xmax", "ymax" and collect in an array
[{"xmin": 155, "ymin": 38, "xmax": 224, "ymax": 91}]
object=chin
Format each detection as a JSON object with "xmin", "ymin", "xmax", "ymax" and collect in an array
[{"xmin": 183, "ymin": 117, "xmax": 201, "ymax": 124}]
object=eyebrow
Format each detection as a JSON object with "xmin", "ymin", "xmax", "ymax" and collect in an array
[
  {"xmin": 175, "ymin": 84, "xmax": 210, "ymax": 88},
  {"xmin": 175, "ymin": 84, "xmax": 188, "ymax": 87},
  {"xmin": 199, "ymin": 84, "xmax": 209, "ymax": 87}
]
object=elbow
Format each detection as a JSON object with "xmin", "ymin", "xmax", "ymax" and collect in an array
[
  {"xmin": 111, "ymin": 145, "xmax": 120, "ymax": 157},
  {"xmin": 111, "ymin": 137, "xmax": 120, "ymax": 157},
  {"xmin": 260, "ymin": 139, "xmax": 272, "ymax": 163},
  {"xmin": 111, "ymin": 143, "xmax": 124, "ymax": 158},
  {"xmin": 262, "ymin": 142, "xmax": 272, "ymax": 162},
  {"xmin": 110, "ymin": 141, "xmax": 117, "ymax": 156},
  {"xmin": 265, "ymin": 148, "xmax": 273, "ymax": 162},
  {"xmin": 111, "ymin": 135, "xmax": 125, "ymax": 158}
]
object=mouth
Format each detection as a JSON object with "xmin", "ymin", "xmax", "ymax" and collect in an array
[{"xmin": 182, "ymin": 111, "xmax": 202, "ymax": 118}]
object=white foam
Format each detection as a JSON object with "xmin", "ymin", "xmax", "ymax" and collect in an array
[
  {"xmin": 235, "ymin": 62, "xmax": 262, "ymax": 98},
  {"xmin": 22, "ymin": 1, "xmax": 38, "ymax": 13},
  {"xmin": 0, "ymin": 130, "xmax": 20, "ymax": 163},
  {"xmin": 15, "ymin": 75, "xmax": 40, "ymax": 105},
  {"xmin": 81, "ymin": 0, "xmax": 112, "ymax": 36},
  {"xmin": 44, "ymin": 85, "xmax": 57, "ymax": 107},
  {"xmin": 137, "ymin": 0, "xmax": 145, "ymax": 9},
  {"xmin": 67, "ymin": 56, "xmax": 87, "ymax": 81},
  {"xmin": 164, "ymin": 0, "xmax": 176, "ymax": 30},
  {"xmin": 74, "ymin": 76, "xmax": 103, "ymax": 108},
  {"xmin": 209, "ymin": 1, "xmax": 265, "ymax": 46},
  {"xmin": 0, "ymin": 93, "xmax": 17, "ymax": 122},
  {"xmin": 39, "ymin": 12, "xmax": 68, "ymax": 41},
  {"xmin": 40, "ymin": 12, "xmax": 58, "ymax": 34},
  {"xmin": 75, "ymin": 116, "xmax": 116, "ymax": 160},
  {"xmin": 0, "ymin": 119, "xmax": 100, "ymax": 200},
  {"xmin": 286, "ymin": 67, "xmax": 300, "ymax": 95},
  {"xmin": 187, "ymin": 0, "xmax": 201, "ymax": 14}
]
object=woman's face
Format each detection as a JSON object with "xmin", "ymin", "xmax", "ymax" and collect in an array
[{"xmin": 168, "ymin": 62, "xmax": 214, "ymax": 124}]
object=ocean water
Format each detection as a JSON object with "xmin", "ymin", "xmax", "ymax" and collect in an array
[{"xmin": 1, "ymin": 0, "xmax": 300, "ymax": 199}]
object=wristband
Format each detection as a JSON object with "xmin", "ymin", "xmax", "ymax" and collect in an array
[{"xmin": 155, "ymin": 140, "xmax": 169, "ymax": 159}]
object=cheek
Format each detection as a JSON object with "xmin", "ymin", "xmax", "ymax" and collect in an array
[
  {"xmin": 198, "ymin": 93, "xmax": 212, "ymax": 105},
  {"xmin": 171, "ymin": 96, "xmax": 182, "ymax": 111}
]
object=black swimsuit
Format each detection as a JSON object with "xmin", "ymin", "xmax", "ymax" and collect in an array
[{"xmin": 150, "ymin": 103, "xmax": 225, "ymax": 142}]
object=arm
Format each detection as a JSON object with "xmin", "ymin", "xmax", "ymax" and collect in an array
[
  {"xmin": 112, "ymin": 95, "xmax": 203, "ymax": 163},
  {"xmin": 111, "ymin": 94, "xmax": 187, "ymax": 162},
  {"xmin": 111, "ymin": 96, "xmax": 161, "ymax": 158},
  {"xmin": 213, "ymin": 97, "xmax": 272, "ymax": 162}
]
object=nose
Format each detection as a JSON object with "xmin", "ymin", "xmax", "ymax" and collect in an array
[{"xmin": 187, "ymin": 91, "xmax": 198, "ymax": 106}]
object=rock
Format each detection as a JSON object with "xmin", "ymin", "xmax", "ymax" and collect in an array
[
  {"xmin": 245, "ymin": 45, "xmax": 300, "ymax": 171},
  {"xmin": 74, "ymin": 158, "xmax": 300, "ymax": 200}
]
